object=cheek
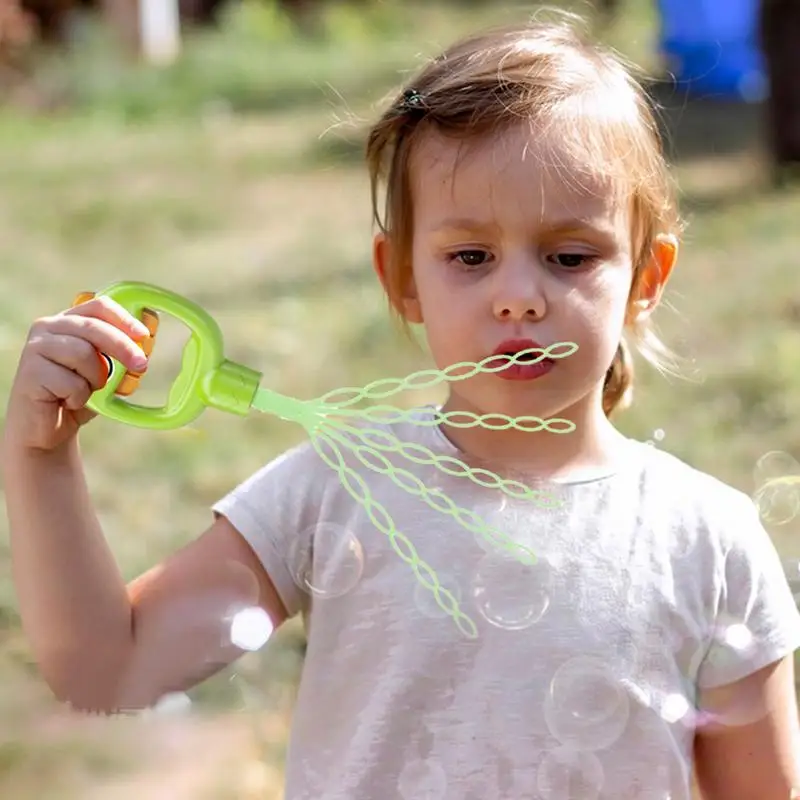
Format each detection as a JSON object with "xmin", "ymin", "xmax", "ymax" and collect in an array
[
  {"xmin": 413, "ymin": 263, "xmax": 459, "ymax": 319},
  {"xmin": 575, "ymin": 271, "xmax": 632, "ymax": 327},
  {"xmin": 563, "ymin": 290, "xmax": 628, "ymax": 354}
]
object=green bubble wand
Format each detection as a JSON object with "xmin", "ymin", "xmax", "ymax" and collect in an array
[{"xmin": 81, "ymin": 282, "xmax": 578, "ymax": 638}]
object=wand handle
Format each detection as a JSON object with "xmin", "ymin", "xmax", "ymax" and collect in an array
[{"xmin": 75, "ymin": 281, "xmax": 262, "ymax": 431}]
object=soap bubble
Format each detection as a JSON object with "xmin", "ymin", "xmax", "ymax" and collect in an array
[
  {"xmin": 619, "ymin": 675, "xmax": 697, "ymax": 732},
  {"xmin": 752, "ymin": 451, "xmax": 800, "ymax": 525},
  {"xmin": 607, "ymin": 740, "xmax": 689, "ymax": 799},
  {"xmin": 753, "ymin": 479, "xmax": 800, "ymax": 526},
  {"xmin": 149, "ymin": 692, "xmax": 192, "ymax": 716},
  {"xmin": 229, "ymin": 606, "xmax": 273, "ymax": 651},
  {"xmin": 544, "ymin": 656, "xmax": 630, "ymax": 751},
  {"xmin": 659, "ymin": 692, "xmax": 693, "ymax": 725},
  {"xmin": 414, "ymin": 570, "xmax": 462, "ymax": 620},
  {"xmin": 398, "ymin": 757, "xmax": 447, "ymax": 799},
  {"xmin": 114, "ymin": 560, "xmax": 263, "ymax": 709},
  {"xmin": 712, "ymin": 620, "xmax": 755, "ymax": 659},
  {"xmin": 537, "ymin": 747, "xmax": 603, "ymax": 800},
  {"xmin": 720, "ymin": 622, "xmax": 753, "ymax": 651},
  {"xmin": 291, "ymin": 522, "xmax": 365, "ymax": 598},
  {"xmin": 687, "ymin": 621, "xmax": 773, "ymax": 728},
  {"xmin": 693, "ymin": 619, "xmax": 756, "ymax": 684},
  {"xmin": 471, "ymin": 552, "xmax": 553, "ymax": 630},
  {"xmin": 754, "ymin": 450, "xmax": 800, "ymax": 485},
  {"xmin": 468, "ymin": 492, "xmax": 524, "ymax": 559}
]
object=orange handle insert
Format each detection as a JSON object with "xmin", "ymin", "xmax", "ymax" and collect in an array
[{"xmin": 72, "ymin": 291, "xmax": 159, "ymax": 397}]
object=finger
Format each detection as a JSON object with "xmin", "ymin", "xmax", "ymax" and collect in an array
[
  {"xmin": 66, "ymin": 294, "xmax": 151, "ymax": 341},
  {"xmin": 39, "ymin": 315, "xmax": 148, "ymax": 374},
  {"xmin": 36, "ymin": 356, "xmax": 94, "ymax": 411},
  {"xmin": 73, "ymin": 407, "xmax": 98, "ymax": 426},
  {"xmin": 31, "ymin": 333, "xmax": 111, "ymax": 390}
]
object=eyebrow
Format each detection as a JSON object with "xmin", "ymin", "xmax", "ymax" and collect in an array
[
  {"xmin": 429, "ymin": 216, "xmax": 618, "ymax": 237},
  {"xmin": 428, "ymin": 217, "xmax": 500, "ymax": 234},
  {"xmin": 539, "ymin": 218, "xmax": 620, "ymax": 240}
]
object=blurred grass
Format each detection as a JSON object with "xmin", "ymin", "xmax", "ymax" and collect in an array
[{"xmin": 1, "ymin": 0, "xmax": 799, "ymax": 797}]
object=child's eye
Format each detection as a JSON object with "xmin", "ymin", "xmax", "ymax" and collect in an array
[
  {"xmin": 450, "ymin": 250, "xmax": 491, "ymax": 268},
  {"xmin": 548, "ymin": 253, "xmax": 596, "ymax": 269}
]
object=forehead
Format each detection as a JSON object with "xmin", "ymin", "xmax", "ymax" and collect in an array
[{"xmin": 409, "ymin": 124, "xmax": 628, "ymax": 231}]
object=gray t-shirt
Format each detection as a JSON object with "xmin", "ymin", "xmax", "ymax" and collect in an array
[{"xmin": 212, "ymin": 405, "xmax": 800, "ymax": 800}]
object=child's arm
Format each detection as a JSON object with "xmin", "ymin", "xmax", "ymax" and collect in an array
[
  {"xmin": 693, "ymin": 654, "xmax": 800, "ymax": 799},
  {"xmin": 3, "ymin": 295, "xmax": 288, "ymax": 714},
  {"xmin": 690, "ymin": 492, "xmax": 800, "ymax": 799},
  {"xmin": 6, "ymin": 444, "xmax": 287, "ymax": 712},
  {"xmin": 5, "ymin": 438, "xmax": 288, "ymax": 715}
]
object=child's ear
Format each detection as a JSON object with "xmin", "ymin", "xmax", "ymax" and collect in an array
[
  {"xmin": 628, "ymin": 233, "xmax": 679, "ymax": 323},
  {"xmin": 372, "ymin": 232, "xmax": 423, "ymax": 324}
]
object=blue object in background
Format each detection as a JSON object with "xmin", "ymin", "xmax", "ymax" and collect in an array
[{"xmin": 657, "ymin": 0, "xmax": 769, "ymax": 102}]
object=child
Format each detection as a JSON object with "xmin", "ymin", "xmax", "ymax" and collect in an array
[{"xmin": 4, "ymin": 12, "xmax": 800, "ymax": 800}]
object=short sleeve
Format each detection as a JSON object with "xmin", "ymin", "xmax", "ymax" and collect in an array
[
  {"xmin": 211, "ymin": 440, "xmax": 330, "ymax": 620},
  {"xmin": 696, "ymin": 492, "xmax": 800, "ymax": 690}
]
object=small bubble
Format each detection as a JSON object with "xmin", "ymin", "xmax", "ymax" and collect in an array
[
  {"xmin": 721, "ymin": 623, "xmax": 753, "ymax": 652},
  {"xmin": 738, "ymin": 70, "xmax": 769, "ymax": 103},
  {"xmin": 660, "ymin": 693, "xmax": 692, "ymax": 725},
  {"xmin": 229, "ymin": 606, "xmax": 273, "ymax": 651},
  {"xmin": 754, "ymin": 451, "xmax": 800, "ymax": 486},
  {"xmin": 697, "ymin": 621, "xmax": 755, "ymax": 678},
  {"xmin": 150, "ymin": 692, "xmax": 192, "ymax": 715},
  {"xmin": 414, "ymin": 570, "xmax": 462, "ymax": 620},
  {"xmin": 753, "ymin": 451, "xmax": 800, "ymax": 525},
  {"xmin": 291, "ymin": 522, "xmax": 365, "ymax": 599},
  {"xmin": 544, "ymin": 656, "xmax": 630, "ymax": 751},
  {"xmin": 653, "ymin": 429, "xmax": 665, "ymax": 442},
  {"xmin": 537, "ymin": 747, "xmax": 603, "ymax": 800},
  {"xmin": 753, "ymin": 479, "xmax": 800, "ymax": 526},
  {"xmin": 398, "ymin": 757, "xmax": 447, "ymax": 799},
  {"xmin": 471, "ymin": 552, "xmax": 552, "ymax": 630},
  {"xmin": 690, "ymin": 622, "xmax": 771, "ymax": 727},
  {"xmin": 469, "ymin": 494, "xmax": 518, "ymax": 559}
]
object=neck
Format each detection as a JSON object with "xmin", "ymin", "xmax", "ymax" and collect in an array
[{"xmin": 437, "ymin": 388, "xmax": 629, "ymax": 482}]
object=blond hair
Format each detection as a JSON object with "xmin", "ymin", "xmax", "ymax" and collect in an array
[{"xmin": 365, "ymin": 12, "xmax": 683, "ymax": 417}]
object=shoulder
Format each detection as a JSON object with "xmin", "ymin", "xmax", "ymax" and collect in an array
[
  {"xmin": 633, "ymin": 445, "xmax": 800, "ymax": 689},
  {"xmin": 625, "ymin": 441, "xmax": 786, "ymax": 578},
  {"xmin": 240, "ymin": 436, "xmax": 332, "ymax": 490},
  {"xmin": 636, "ymin": 443, "xmax": 760, "ymax": 536}
]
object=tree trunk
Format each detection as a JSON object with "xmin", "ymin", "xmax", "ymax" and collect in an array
[
  {"xmin": 178, "ymin": 0, "xmax": 228, "ymax": 27},
  {"xmin": 760, "ymin": 0, "xmax": 800, "ymax": 176},
  {"xmin": 100, "ymin": 0, "xmax": 139, "ymax": 56}
]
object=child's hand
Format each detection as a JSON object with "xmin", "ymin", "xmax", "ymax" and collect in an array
[{"xmin": 4, "ymin": 295, "xmax": 151, "ymax": 452}]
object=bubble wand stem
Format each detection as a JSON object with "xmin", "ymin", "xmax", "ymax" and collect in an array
[{"xmin": 77, "ymin": 282, "xmax": 579, "ymax": 638}]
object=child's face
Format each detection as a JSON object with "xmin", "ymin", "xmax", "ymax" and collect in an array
[{"xmin": 376, "ymin": 123, "xmax": 668, "ymax": 423}]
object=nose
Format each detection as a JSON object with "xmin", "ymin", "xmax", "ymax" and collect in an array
[{"xmin": 491, "ymin": 258, "xmax": 546, "ymax": 322}]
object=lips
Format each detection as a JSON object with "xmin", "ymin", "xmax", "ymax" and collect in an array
[
  {"xmin": 491, "ymin": 338, "xmax": 552, "ymax": 364},
  {"xmin": 487, "ymin": 338, "xmax": 555, "ymax": 381}
]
